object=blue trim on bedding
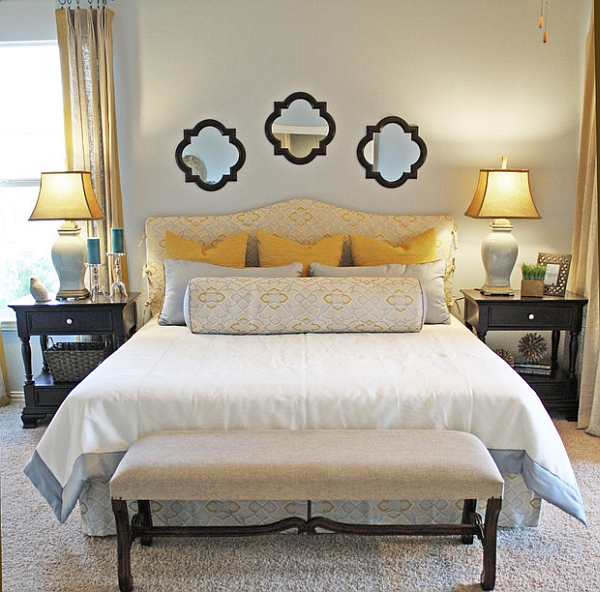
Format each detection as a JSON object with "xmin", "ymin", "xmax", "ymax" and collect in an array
[
  {"xmin": 24, "ymin": 449, "xmax": 125, "ymax": 523},
  {"xmin": 24, "ymin": 447, "xmax": 586, "ymax": 526},
  {"xmin": 23, "ymin": 451, "xmax": 65, "ymax": 521},
  {"xmin": 490, "ymin": 449, "xmax": 586, "ymax": 525}
]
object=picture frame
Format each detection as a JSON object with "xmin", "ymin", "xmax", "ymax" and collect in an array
[{"xmin": 537, "ymin": 252, "xmax": 572, "ymax": 297}]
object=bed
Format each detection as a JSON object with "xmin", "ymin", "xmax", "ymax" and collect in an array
[{"xmin": 24, "ymin": 198, "xmax": 585, "ymax": 536}]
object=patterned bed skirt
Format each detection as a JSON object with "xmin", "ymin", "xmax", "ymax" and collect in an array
[{"xmin": 79, "ymin": 474, "xmax": 540, "ymax": 536}]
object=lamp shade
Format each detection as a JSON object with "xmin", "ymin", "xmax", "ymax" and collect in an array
[
  {"xmin": 29, "ymin": 171, "xmax": 104, "ymax": 221},
  {"xmin": 29, "ymin": 171, "xmax": 104, "ymax": 300},
  {"xmin": 464, "ymin": 168, "xmax": 541, "ymax": 220}
]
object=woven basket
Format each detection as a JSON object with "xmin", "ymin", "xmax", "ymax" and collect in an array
[{"xmin": 45, "ymin": 341, "xmax": 108, "ymax": 383}]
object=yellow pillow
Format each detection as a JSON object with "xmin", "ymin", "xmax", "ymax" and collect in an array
[
  {"xmin": 350, "ymin": 228, "xmax": 438, "ymax": 266},
  {"xmin": 257, "ymin": 230, "xmax": 345, "ymax": 276},
  {"xmin": 165, "ymin": 230, "xmax": 247, "ymax": 267}
]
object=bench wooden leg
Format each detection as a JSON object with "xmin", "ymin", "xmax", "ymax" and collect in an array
[
  {"xmin": 481, "ymin": 497, "xmax": 502, "ymax": 591},
  {"xmin": 112, "ymin": 499, "xmax": 134, "ymax": 592},
  {"xmin": 110, "ymin": 495, "xmax": 503, "ymax": 591},
  {"xmin": 136, "ymin": 500, "xmax": 153, "ymax": 547},
  {"xmin": 461, "ymin": 498, "xmax": 477, "ymax": 544}
]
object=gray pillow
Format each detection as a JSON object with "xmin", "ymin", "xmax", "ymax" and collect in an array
[
  {"xmin": 309, "ymin": 259, "xmax": 449, "ymax": 324},
  {"xmin": 159, "ymin": 259, "xmax": 303, "ymax": 325}
]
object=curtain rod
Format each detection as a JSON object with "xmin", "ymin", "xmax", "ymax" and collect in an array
[{"xmin": 56, "ymin": 0, "xmax": 114, "ymax": 7}]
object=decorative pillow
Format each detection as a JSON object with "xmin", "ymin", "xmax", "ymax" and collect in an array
[
  {"xmin": 309, "ymin": 260, "xmax": 449, "ymax": 324},
  {"xmin": 256, "ymin": 230, "xmax": 345, "ymax": 276},
  {"xmin": 165, "ymin": 230, "xmax": 248, "ymax": 267},
  {"xmin": 159, "ymin": 259, "xmax": 303, "ymax": 326},
  {"xmin": 186, "ymin": 276, "xmax": 425, "ymax": 335},
  {"xmin": 350, "ymin": 229, "xmax": 438, "ymax": 266}
]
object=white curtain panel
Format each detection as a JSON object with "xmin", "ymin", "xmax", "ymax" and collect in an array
[
  {"xmin": 0, "ymin": 332, "xmax": 9, "ymax": 404},
  {"xmin": 55, "ymin": 2, "xmax": 128, "ymax": 289},
  {"xmin": 571, "ymin": 6, "xmax": 600, "ymax": 435}
]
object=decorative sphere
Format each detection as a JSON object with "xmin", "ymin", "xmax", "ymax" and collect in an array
[{"xmin": 518, "ymin": 332, "xmax": 548, "ymax": 364}]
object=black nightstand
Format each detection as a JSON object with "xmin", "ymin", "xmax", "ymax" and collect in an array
[
  {"xmin": 461, "ymin": 289, "xmax": 587, "ymax": 421},
  {"xmin": 8, "ymin": 293, "xmax": 139, "ymax": 427}
]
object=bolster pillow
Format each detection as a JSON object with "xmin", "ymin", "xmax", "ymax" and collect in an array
[{"xmin": 185, "ymin": 276, "xmax": 425, "ymax": 335}]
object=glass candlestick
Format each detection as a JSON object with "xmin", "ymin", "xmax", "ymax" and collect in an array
[
  {"xmin": 85, "ymin": 263, "xmax": 107, "ymax": 301},
  {"xmin": 107, "ymin": 252, "xmax": 128, "ymax": 299}
]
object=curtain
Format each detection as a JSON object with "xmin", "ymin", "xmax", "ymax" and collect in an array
[
  {"xmin": 571, "ymin": 6, "xmax": 600, "ymax": 434},
  {"xmin": 55, "ymin": 6, "xmax": 128, "ymax": 291},
  {"xmin": 0, "ymin": 330, "xmax": 9, "ymax": 405}
]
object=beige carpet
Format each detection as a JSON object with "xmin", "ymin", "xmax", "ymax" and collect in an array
[{"xmin": 1, "ymin": 400, "xmax": 599, "ymax": 592}]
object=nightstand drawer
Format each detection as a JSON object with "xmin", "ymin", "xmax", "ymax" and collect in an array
[
  {"xmin": 489, "ymin": 306, "xmax": 573, "ymax": 328},
  {"xmin": 27, "ymin": 309, "xmax": 114, "ymax": 334}
]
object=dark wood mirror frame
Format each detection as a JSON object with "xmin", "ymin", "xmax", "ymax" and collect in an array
[
  {"xmin": 175, "ymin": 119, "xmax": 246, "ymax": 191},
  {"xmin": 265, "ymin": 91, "xmax": 336, "ymax": 165},
  {"xmin": 357, "ymin": 115, "xmax": 427, "ymax": 188}
]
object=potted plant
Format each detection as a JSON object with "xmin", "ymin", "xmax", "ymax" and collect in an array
[{"xmin": 520, "ymin": 263, "xmax": 547, "ymax": 297}]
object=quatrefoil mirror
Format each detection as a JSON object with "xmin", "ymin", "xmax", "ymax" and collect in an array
[
  {"xmin": 357, "ymin": 116, "xmax": 427, "ymax": 188},
  {"xmin": 265, "ymin": 91, "xmax": 336, "ymax": 165},
  {"xmin": 175, "ymin": 119, "xmax": 246, "ymax": 191}
]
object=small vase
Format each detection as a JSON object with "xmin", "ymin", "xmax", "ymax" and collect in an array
[{"xmin": 521, "ymin": 279, "xmax": 545, "ymax": 298}]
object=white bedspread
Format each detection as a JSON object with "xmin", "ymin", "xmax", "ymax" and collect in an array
[{"xmin": 25, "ymin": 315, "xmax": 585, "ymax": 524}]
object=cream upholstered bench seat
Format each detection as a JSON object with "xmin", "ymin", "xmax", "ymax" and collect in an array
[{"xmin": 110, "ymin": 429, "xmax": 504, "ymax": 591}]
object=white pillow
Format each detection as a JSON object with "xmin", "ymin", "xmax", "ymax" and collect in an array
[
  {"xmin": 309, "ymin": 259, "xmax": 449, "ymax": 324},
  {"xmin": 186, "ymin": 276, "xmax": 425, "ymax": 335},
  {"xmin": 159, "ymin": 259, "xmax": 303, "ymax": 326}
]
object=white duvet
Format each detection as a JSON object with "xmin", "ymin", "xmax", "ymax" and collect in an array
[{"xmin": 25, "ymin": 315, "xmax": 585, "ymax": 524}]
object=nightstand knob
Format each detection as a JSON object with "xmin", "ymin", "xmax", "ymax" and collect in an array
[
  {"xmin": 66, "ymin": 318, "xmax": 74, "ymax": 325},
  {"xmin": 528, "ymin": 313, "xmax": 535, "ymax": 320}
]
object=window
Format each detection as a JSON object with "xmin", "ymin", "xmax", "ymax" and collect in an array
[{"xmin": 0, "ymin": 42, "xmax": 66, "ymax": 314}]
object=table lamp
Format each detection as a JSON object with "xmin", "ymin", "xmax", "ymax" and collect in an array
[
  {"xmin": 465, "ymin": 157, "xmax": 541, "ymax": 296},
  {"xmin": 29, "ymin": 171, "xmax": 105, "ymax": 300}
]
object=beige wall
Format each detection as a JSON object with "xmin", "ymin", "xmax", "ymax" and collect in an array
[
  {"xmin": 0, "ymin": 0, "xmax": 593, "ymax": 391},
  {"xmin": 110, "ymin": 0, "xmax": 592, "ymax": 297}
]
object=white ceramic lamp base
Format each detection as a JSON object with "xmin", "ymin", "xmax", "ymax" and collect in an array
[
  {"xmin": 480, "ymin": 219, "xmax": 518, "ymax": 296},
  {"xmin": 51, "ymin": 223, "xmax": 90, "ymax": 300}
]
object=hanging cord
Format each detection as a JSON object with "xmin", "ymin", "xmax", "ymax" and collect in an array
[{"xmin": 538, "ymin": 0, "xmax": 549, "ymax": 43}]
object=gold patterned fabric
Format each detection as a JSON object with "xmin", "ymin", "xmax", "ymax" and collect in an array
[
  {"xmin": 81, "ymin": 473, "xmax": 540, "ymax": 536},
  {"xmin": 145, "ymin": 198, "xmax": 457, "ymax": 317},
  {"xmin": 186, "ymin": 276, "xmax": 425, "ymax": 335}
]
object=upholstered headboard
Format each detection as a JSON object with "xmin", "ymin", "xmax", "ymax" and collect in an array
[{"xmin": 144, "ymin": 198, "xmax": 457, "ymax": 317}]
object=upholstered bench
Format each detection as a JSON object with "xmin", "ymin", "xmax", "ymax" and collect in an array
[{"xmin": 110, "ymin": 429, "xmax": 504, "ymax": 591}]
